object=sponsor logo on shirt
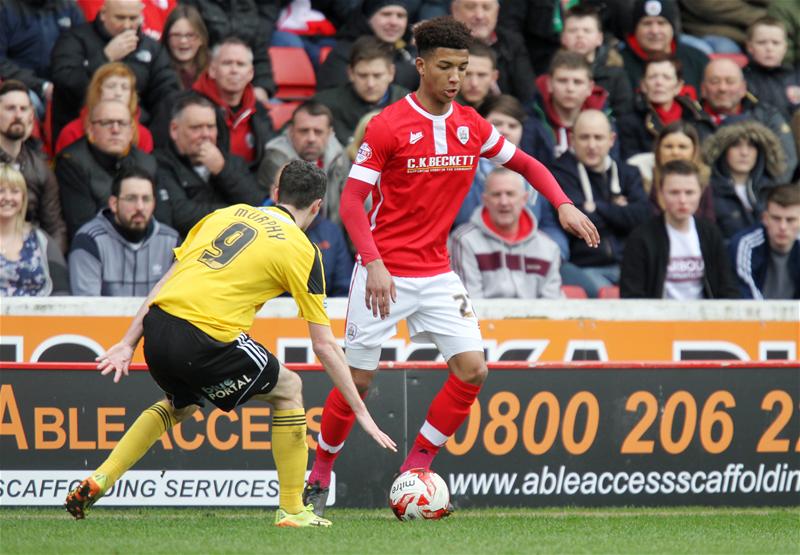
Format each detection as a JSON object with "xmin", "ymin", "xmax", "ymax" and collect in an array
[
  {"xmin": 406, "ymin": 155, "xmax": 476, "ymax": 173},
  {"xmin": 356, "ymin": 142, "xmax": 372, "ymax": 164},
  {"xmin": 409, "ymin": 131, "xmax": 423, "ymax": 144},
  {"xmin": 666, "ymin": 256, "xmax": 705, "ymax": 282}
]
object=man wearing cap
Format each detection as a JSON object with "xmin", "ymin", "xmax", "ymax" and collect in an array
[{"xmin": 620, "ymin": 0, "xmax": 709, "ymax": 94}]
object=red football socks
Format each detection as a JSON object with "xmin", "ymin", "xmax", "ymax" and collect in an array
[
  {"xmin": 308, "ymin": 387, "xmax": 365, "ymax": 488},
  {"xmin": 401, "ymin": 373, "xmax": 481, "ymax": 473}
]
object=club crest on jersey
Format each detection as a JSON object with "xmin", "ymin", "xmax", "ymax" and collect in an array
[
  {"xmin": 356, "ymin": 142, "xmax": 372, "ymax": 164},
  {"xmin": 457, "ymin": 126, "xmax": 469, "ymax": 144}
]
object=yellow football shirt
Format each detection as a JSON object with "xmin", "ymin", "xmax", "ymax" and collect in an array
[{"xmin": 153, "ymin": 204, "xmax": 329, "ymax": 342}]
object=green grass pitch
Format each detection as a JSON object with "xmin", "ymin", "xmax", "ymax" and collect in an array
[{"xmin": 1, "ymin": 507, "xmax": 798, "ymax": 554}]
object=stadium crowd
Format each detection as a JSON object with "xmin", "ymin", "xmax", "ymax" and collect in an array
[{"xmin": 1, "ymin": 0, "xmax": 798, "ymax": 300}]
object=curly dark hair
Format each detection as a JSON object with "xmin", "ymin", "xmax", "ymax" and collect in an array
[{"xmin": 413, "ymin": 16, "xmax": 472, "ymax": 58}]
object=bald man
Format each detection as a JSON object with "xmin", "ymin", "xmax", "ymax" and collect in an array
[
  {"xmin": 699, "ymin": 58, "xmax": 796, "ymax": 182},
  {"xmin": 550, "ymin": 110, "xmax": 650, "ymax": 297},
  {"xmin": 51, "ymin": 0, "xmax": 180, "ymax": 146}
]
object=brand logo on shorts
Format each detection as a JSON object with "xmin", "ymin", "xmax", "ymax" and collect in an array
[
  {"xmin": 346, "ymin": 323, "xmax": 358, "ymax": 342},
  {"xmin": 356, "ymin": 142, "xmax": 372, "ymax": 164},
  {"xmin": 457, "ymin": 126, "xmax": 469, "ymax": 144},
  {"xmin": 202, "ymin": 375, "xmax": 253, "ymax": 400}
]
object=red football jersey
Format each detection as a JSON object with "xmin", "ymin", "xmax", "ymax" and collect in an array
[{"xmin": 348, "ymin": 93, "xmax": 515, "ymax": 277}]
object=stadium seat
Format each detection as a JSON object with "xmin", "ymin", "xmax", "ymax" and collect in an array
[
  {"xmin": 708, "ymin": 52, "xmax": 749, "ymax": 68},
  {"xmin": 598, "ymin": 285, "xmax": 620, "ymax": 299},
  {"xmin": 269, "ymin": 47, "xmax": 317, "ymax": 100},
  {"xmin": 268, "ymin": 101, "xmax": 301, "ymax": 131},
  {"xmin": 561, "ymin": 285, "xmax": 588, "ymax": 299}
]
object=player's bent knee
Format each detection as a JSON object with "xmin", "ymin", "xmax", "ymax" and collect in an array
[
  {"xmin": 167, "ymin": 401, "xmax": 200, "ymax": 424},
  {"xmin": 449, "ymin": 352, "xmax": 488, "ymax": 385},
  {"xmin": 352, "ymin": 368, "xmax": 375, "ymax": 396}
]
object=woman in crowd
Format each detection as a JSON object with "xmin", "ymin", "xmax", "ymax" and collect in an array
[
  {"xmin": 619, "ymin": 56, "xmax": 708, "ymax": 161},
  {"xmin": 0, "ymin": 164, "xmax": 68, "ymax": 296},
  {"xmin": 627, "ymin": 120, "xmax": 714, "ymax": 221},
  {"xmin": 55, "ymin": 63, "xmax": 153, "ymax": 154},
  {"xmin": 704, "ymin": 120, "xmax": 786, "ymax": 239},
  {"xmin": 161, "ymin": 4, "xmax": 210, "ymax": 90}
]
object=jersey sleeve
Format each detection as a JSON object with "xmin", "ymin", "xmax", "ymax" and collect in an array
[
  {"xmin": 347, "ymin": 114, "xmax": 394, "ymax": 186},
  {"xmin": 477, "ymin": 115, "xmax": 516, "ymax": 164},
  {"xmin": 171, "ymin": 210, "xmax": 217, "ymax": 261},
  {"xmin": 285, "ymin": 241, "xmax": 330, "ymax": 326}
]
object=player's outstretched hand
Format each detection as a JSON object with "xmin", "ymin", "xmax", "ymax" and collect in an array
[
  {"xmin": 355, "ymin": 409, "xmax": 398, "ymax": 452},
  {"xmin": 558, "ymin": 203, "xmax": 600, "ymax": 248},
  {"xmin": 365, "ymin": 259, "xmax": 397, "ymax": 320},
  {"xmin": 96, "ymin": 342, "xmax": 134, "ymax": 383}
]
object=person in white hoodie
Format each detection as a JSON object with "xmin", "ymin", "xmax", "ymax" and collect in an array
[{"xmin": 449, "ymin": 166, "xmax": 562, "ymax": 298}]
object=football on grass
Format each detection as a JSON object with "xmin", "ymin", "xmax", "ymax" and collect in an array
[{"xmin": 389, "ymin": 468, "xmax": 450, "ymax": 521}]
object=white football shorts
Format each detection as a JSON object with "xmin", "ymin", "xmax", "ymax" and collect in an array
[{"xmin": 344, "ymin": 265, "xmax": 483, "ymax": 370}]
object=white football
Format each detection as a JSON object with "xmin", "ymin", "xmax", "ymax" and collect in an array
[{"xmin": 389, "ymin": 468, "xmax": 450, "ymax": 521}]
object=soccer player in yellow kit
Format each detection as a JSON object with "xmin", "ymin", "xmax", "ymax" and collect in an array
[{"xmin": 64, "ymin": 159, "xmax": 395, "ymax": 527}]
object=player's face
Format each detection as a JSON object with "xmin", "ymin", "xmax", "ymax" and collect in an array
[
  {"xmin": 100, "ymin": 75, "xmax": 133, "ymax": 105},
  {"xmin": 289, "ymin": 111, "xmax": 332, "ymax": 162},
  {"xmin": 572, "ymin": 112, "xmax": 614, "ymax": 172},
  {"xmin": 561, "ymin": 16, "xmax": 603, "ymax": 57},
  {"xmin": 451, "ymin": 0, "xmax": 499, "ymax": 42},
  {"xmin": 368, "ymin": 6, "xmax": 407, "ymax": 44},
  {"xmin": 725, "ymin": 138, "xmax": 758, "ymax": 176},
  {"xmin": 762, "ymin": 201, "xmax": 800, "ymax": 254},
  {"xmin": 171, "ymin": 105, "xmax": 217, "ymax": 159},
  {"xmin": 461, "ymin": 55, "xmax": 496, "ymax": 105},
  {"xmin": 0, "ymin": 91, "xmax": 33, "ymax": 142},
  {"xmin": 209, "ymin": 43, "xmax": 254, "ymax": 96},
  {"xmin": 348, "ymin": 58, "xmax": 395, "ymax": 104},
  {"xmin": 101, "ymin": 0, "xmax": 143, "ymax": 36},
  {"xmin": 88, "ymin": 102, "xmax": 133, "ymax": 155},
  {"xmin": 657, "ymin": 132, "xmax": 694, "ymax": 165},
  {"xmin": 747, "ymin": 25, "xmax": 788, "ymax": 69},
  {"xmin": 635, "ymin": 16, "xmax": 673, "ymax": 54},
  {"xmin": 660, "ymin": 174, "xmax": 701, "ymax": 226},
  {"xmin": 483, "ymin": 172, "xmax": 528, "ymax": 230},
  {"xmin": 548, "ymin": 67, "xmax": 593, "ymax": 111},
  {"xmin": 641, "ymin": 61, "xmax": 682, "ymax": 106},
  {"xmin": 701, "ymin": 60, "xmax": 747, "ymax": 113},
  {"xmin": 486, "ymin": 110, "xmax": 522, "ymax": 145},
  {"xmin": 110, "ymin": 177, "xmax": 155, "ymax": 232},
  {"xmin": 419, "ymin": 48, "xmax": 469, "ymax": 105}
]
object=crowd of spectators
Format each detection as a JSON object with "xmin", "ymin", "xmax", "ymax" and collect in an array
[{"xmin": 0, "ymin": 0, "xmax": 797, "ymax": 300}]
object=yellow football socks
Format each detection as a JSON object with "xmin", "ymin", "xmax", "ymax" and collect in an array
[
  {"xmin": 271, "ymin": 408, "xmax": 308, "ymax": 515},
  {"xmin": 93, "ymin": 400, "xmax": 176, "ymax": 491}
]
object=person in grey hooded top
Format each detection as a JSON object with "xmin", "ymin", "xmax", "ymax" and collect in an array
[
  {"xmin": 69, "ymin": 167, "xmax": 178, "ymax": 296},
  {"xmin": 449, "ymin": 167, "xmax": 562, "ymax": 299}
]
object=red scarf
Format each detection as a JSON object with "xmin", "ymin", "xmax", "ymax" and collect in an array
[
  {"xmin": 653, "ymin": 101, "xmax": 683, "ymax": 125},
  {"xmin": 626, "ymin": 34, "xmax": 676, "ymax": 61},
  {"xmin": 702, "ymin": 100, "xmax": 742, "ymax": 126},
  {"xmin": 481, "ymin": 208, "xmax": 533, "ymax": 244}
]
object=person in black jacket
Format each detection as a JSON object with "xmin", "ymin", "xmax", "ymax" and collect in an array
[
  {"xmin": 153, "ymin": 93, "xmax": 264, "ymax": 237},
  {"xmin": 316, "ymin": 0, "xmax": 419, "ymax": 92},
  {"xmin": 621, "ymin": 159, "xmax": 739, "ymax": 299},
  {"xmin": 56, "ymin": 100, "xmax": 157, "ymax": 241},
  {"xmin": 49, "ymin": 0, "xmax": 180, "ymax": 147},
  {"xmin": 0, "ymin": 0, "xmax": 85, "ymax": 115},
  {"xmin": 451, "ymin": 0, "xmax": 536, "ymax": 104},
  {"xmin": 182, "ymin": 0, "xmax": 277, "ymax": 103}
]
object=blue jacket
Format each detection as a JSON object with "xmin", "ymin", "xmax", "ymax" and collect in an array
[
  {"xmin": 305, "ymin": 215, "xmax": 353, "ymax": 297},
  {"xmin": 728, "ymin": 224, "xmax": 800, "ymax": 300},
  {"xmin": 0, "ymin": 0, "xmax": 84, "ymax": 94}
]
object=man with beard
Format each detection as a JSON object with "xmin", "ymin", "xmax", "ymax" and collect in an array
[
  {"xmin": 0, "ymin": 80, "xmax": 67, "ymax": 251},
  {"xmin": 69, "ymin": 167, "xmax": 178, "ymax": 296}
]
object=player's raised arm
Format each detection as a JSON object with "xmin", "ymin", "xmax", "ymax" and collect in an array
[
  {"xmin": 307, "ymin": 322, "xmax": 397, "ymax": 451},
  {"xmin": 96, "ymin": 261, "xmax": 178, "ymax": 383},
  {"xmin": 504, "ymin": 148, "xmax": 600, "ymax": 248}
]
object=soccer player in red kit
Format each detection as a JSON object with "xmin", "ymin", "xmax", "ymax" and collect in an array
[{"xmin": 303, "ymin": 16, "xmax": 600, "ymax": 515}]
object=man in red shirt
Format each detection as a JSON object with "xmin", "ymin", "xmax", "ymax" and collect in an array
[{"xmin": 303, "ymin": 16, "xmax": 599, "ymax": 516}]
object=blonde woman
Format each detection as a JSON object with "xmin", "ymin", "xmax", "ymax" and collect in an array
[{"xmin": 0, "ymin": 165, "xmax": 68, "ymax": 296}]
